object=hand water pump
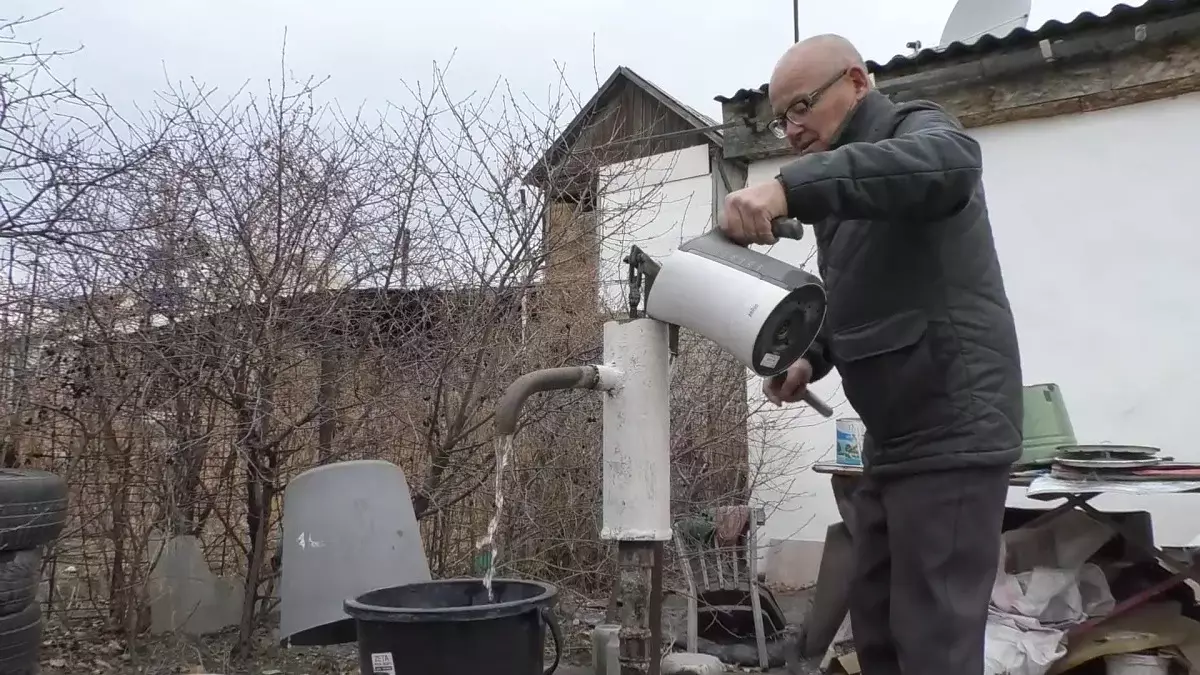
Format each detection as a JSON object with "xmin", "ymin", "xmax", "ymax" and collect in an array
[{"xmin": 494, "ymin": 218, "xmax": 832, "ymax": 675}]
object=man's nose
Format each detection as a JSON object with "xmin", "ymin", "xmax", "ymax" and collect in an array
[{"xmin": 786, "ymin": 121, "xmax": 806, "ymax": 143}]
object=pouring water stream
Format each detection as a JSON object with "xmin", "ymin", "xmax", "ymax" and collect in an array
[{"xmin": 478, "ymin": 434, "xmax": 514, "ymax": 602}]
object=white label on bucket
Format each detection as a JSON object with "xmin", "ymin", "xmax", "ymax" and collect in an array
[
  {"xmin": 760, "ymin": 352, "xmax": 779, "ymax": 369},
  {"xmin": 371, "ymin": 652, "xmax": 397, "ymax": 675}
]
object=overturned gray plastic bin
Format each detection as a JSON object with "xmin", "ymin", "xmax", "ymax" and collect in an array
[{"xmin": 279, "ymin": 460, "xmax": 431, "ymax": 645}]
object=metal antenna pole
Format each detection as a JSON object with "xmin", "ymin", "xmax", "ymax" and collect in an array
[{"xmin": 793, "ymin": 0, "xmax": 800, "ymax": 42}]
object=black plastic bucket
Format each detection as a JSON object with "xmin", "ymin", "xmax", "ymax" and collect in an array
[{"xmin": 344, "ymin": 578, "xmax": 563, "ymax": 675}]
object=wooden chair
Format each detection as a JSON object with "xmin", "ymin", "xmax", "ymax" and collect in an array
[{"xmin": 671, "ymin": 506, "xmax": 784, "ymax": 670}]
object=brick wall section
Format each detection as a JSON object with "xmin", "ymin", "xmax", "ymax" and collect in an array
[{"xmin": 535, "ymin": 201, "xmax": 602, "ymax": 362}]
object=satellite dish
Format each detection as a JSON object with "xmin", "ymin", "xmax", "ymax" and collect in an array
[{"xmin": 938, "ymin": 0, "xmax": 1031, "ymax": 47}]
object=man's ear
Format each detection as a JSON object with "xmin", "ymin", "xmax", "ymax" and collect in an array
[{"xmin": 848, "ymin": 66, "xmax": 872, "ymax": 96}]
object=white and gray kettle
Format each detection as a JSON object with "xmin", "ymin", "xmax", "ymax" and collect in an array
[{"xmin": 625, "ymin": 218, "xmax": 833, "ymax": 416}]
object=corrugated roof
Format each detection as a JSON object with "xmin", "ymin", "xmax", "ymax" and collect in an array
[
  {"xmin": 870, "ymin": 0, "xmax": 1200, "ymax": 74},
  {"xmin": 714, "ymin": 0, "xmax": 1200, "ymax": 103}
]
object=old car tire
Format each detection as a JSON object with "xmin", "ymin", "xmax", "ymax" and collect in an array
[
  {"xmin": 0, "ymin": 549, "xmax": 40, "ymax": 616},
  {"xmin": 0, "ymin": 600, "xmax": 41, "ymax": 672},
  {"xmin": 0, "ymin": 469, "xmax": 67, "ymax": 551}
]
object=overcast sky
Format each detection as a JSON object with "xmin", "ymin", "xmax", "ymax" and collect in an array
[{"xmin": 9, "ymin": 0, "xmax": 1134, "ymax": 125}]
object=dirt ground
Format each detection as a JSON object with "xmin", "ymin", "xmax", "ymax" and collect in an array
[
  {"xmin": 38, "ymin": 589, "xmax": 816, "ymax": 674},
  {"xmin": 40, "ymin": 617, "xmax": 359, "ymax": 675},
  {"xmin": 38, "ymin": 611, "xmax": 598, "ymax": 675}
]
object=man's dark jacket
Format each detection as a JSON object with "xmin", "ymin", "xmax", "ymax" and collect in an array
[{"xmin": 779, "ymin": 89, "xmax": 1023, "ymax": 475}]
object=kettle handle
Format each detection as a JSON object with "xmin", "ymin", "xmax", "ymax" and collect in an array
[
  {"xmin": 771, "ymin": 218, "xmax": 805, "ymax": 241},
  {"xmin": 693, "ymin": 219, "xmax": 804, "ymax": 250}
]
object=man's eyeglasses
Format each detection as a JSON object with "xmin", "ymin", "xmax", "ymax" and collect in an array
[{"xmin": 767, "ymin": 69, "xmax": 849, "ymax": 139}]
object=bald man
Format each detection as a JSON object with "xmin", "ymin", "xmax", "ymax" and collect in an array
[{"xmin": 719, "ymin": 35, "xmax": 1022, "ymax": 675}]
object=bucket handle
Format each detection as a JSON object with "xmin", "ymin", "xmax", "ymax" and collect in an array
[{"xmin": 541, "ymin": 606, "xmax": 564, "ymax": 675}]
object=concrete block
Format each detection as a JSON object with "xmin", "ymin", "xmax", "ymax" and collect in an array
[
  {"xmin": 764, "ymin": 538, "xmax": 825, "ymax": 590},
  {"xmin": 661, "ymin": 652, "xmax": 726, "ymax": 675},
  {"xmin": 145, "ymin": 532, "xmax": 243, "ymax": 636},
  {"xmin": 592, "ymin": 624, "xmax": 620, "ymax": 675}
]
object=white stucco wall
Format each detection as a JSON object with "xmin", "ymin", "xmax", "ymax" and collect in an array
[
  {"xmin": 598, "ymin": 145, "xmax": 713, "ymax": 313},
  {"xmin": 748, "ymin": 91, "xmax": 1200, "ymax": 555}
]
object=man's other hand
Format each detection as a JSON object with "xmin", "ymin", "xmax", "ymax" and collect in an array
[
  {"xmin": 764, "ymin": 358, "xmax": 813, "ymax": 406},
  {"xmin": 720, "ymin": 180, "xmax": 789, "ymax": 246}
]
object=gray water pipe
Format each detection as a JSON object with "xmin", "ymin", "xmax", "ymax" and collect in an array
[{"xmin": 494, "ymin": 366, "xmax": 620, "ymax": 436}]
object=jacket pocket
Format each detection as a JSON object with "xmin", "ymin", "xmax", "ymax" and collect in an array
[{"xmin": 831, "ymin": 310, "xmax": 953, "ymax": 446}]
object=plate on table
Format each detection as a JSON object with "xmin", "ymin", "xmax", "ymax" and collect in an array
[
  {"xmin": 1055, "ymin": 457, "xmax": 1164, "ymax": 470},
  {"xmin": 1054, "ymin": 444, "xmax": 1164, "ymax": 470},
  {"xmin": 1057, "ymin": 444, "xmax": 1161, "ymax": 458}
]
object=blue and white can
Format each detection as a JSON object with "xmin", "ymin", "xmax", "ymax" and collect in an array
[{"xmin": 835, "ymin": 418, "xmax": 865, "ymax": 467}]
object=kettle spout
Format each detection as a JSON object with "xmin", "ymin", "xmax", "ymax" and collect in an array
[{"xmin": 495, "ymin": 366, "xmax": 618, "ymax": 436}]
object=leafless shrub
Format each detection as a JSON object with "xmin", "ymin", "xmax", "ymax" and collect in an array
[{"xmin": 0, "ymin": 12, "xmax": 169, "ymax": 248}]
